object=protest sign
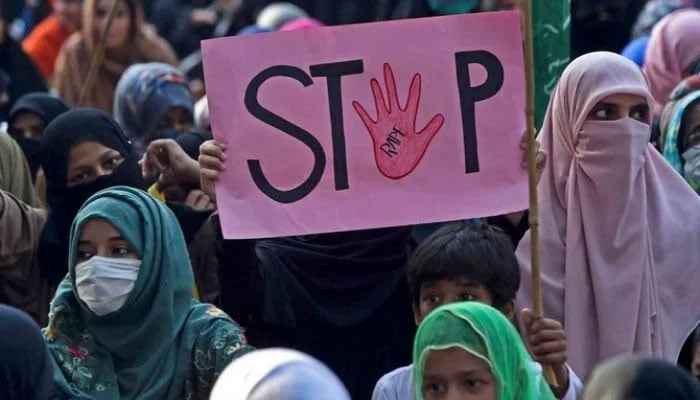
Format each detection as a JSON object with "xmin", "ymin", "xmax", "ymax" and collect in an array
[{"xmin": 203, "ymin": 12, "xmax": 527, "ymax": 239}]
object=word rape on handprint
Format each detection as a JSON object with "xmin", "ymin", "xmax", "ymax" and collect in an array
[
  {"xmin": 353, "ymin": 63, "xmax": 447, "ymax": 180},
  {"xmin": 203, "ymin": 12, "xmax": 528, "ymax": 239}
]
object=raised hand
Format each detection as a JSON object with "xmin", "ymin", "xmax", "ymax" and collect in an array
[
  {"xmin": 521, "ymin": 308, "xmax": 570, "ymax": 398},
  {"xmin": 141, "ymin": 139, "xmax": 200, "ymax": 190},
  {"xmin": 352, "ymin": 63, "xmax": 445, "ymax": 179},
  {"xmin": 198, "ymin": 139, "xmax": 227, "ymax": 203}
]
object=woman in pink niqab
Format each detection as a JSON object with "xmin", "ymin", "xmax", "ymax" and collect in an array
[
  {"xmin": 643, "ymin": 9, "xmax": 700, "ymax": 116},
  {"xmin": 516, "ymin": 52, "xmax": 700, "ymax": 380}
]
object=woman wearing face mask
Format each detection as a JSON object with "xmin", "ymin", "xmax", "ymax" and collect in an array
[
  {"xmin": 114, "ymin": 63, "xmax": 194, "ymax": 155},
  {"xmin": 54, "ymin": 0, "xmax": 177, "ymax": 113},
  {"xmin": 516, "ymin": 52, "xmax": 700, "ymax": 380},
  {"xmin": 660, "ymin": 74, "xmax": 700, "ymax": 194},
  {"xmin": 40, "ymin": 108, "xmax": 216, "ymax": 296},
  {"xmin": 8, "ymin": 93, "xmax": 70, "ymax": 182},
  {"xmin": 45, "ymin": 186, "xmax": 253, "ymax": 400}
]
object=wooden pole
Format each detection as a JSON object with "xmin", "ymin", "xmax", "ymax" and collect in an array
[
  {"xmin": 521, "ymin": 0, "xmax": 559, "ymax": 388},
  {"xmin": 78, "ymin": 0, "xmax": 122, "ymax": 107}
]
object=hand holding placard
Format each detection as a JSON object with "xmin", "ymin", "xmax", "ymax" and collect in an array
[
  {"xmin": 353, "ymin": 64, "xmax": 445, "ymax": 179},
  {"xmin": 199, "ymin": 139, "xmax": 227, "ymax": 203},
  {"xmin": 202, "ymin": 12, "xmax": 527, "ymax": 239}
]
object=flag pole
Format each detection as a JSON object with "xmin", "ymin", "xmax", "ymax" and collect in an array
[
  {"xmin": 521, "ymin": 0, "xmax": 559, "ymax": 388},
  {"xmin": 78, "ymin": 0, "xmax": 122, "ymax": 107}
]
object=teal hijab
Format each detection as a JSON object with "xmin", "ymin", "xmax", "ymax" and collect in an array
[
  {"xmin": 427, "ymin": 0, "xmax": 480, "ymax": 14},
  {"xmin": 45, "ymin": 186, "xmax": 252, "ymax": 399},
  {"xmin": 661, "ymin": 91, "xmax": 700, "ymax": 192},
  {"xmin": 413, "ymin": 302, "xmax": 556, "ymax": 400}
]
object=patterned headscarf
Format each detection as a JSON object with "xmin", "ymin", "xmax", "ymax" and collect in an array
[
  {"xmin": 660, "ymin": 74, "xmax": 700, "ymax": 191},
  {"xmin": 45, "ymin": 187, "xmax": 253, "ymax": 400},
  {"xmin": 113, "ymin": 63, "xmax": 193, "ymax": 154}
]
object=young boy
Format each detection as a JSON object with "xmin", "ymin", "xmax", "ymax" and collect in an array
[{"xmin": 371, "ymin": 221, "xmax": 583, "ymax": 400}]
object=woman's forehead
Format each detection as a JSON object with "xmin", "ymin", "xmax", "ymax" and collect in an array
[
  {"xmin": 597, "ymin": 93, "xmax": 648, "ymax": 106},
  {"xmin": 69, "ymin": 140, "xmax": 118, "ymax": 158}
]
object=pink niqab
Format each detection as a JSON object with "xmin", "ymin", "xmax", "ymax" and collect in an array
[
  {"xmin": 516, "ymin": 52, "xmax": 700, "ymax": 379},
  {"xmin": 643, "ymin": 9, "xmax": 700, "ymax": 116}
]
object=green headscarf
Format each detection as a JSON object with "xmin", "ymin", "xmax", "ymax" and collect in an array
[
  {"xmin": 413, "ymin": 302, "xmax": 556, "ymax": 400},
  {"xmin": 44, "ymin": 186, "xmax": 253, "ymax": 400}
]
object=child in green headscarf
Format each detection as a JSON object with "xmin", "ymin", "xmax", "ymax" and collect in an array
[
  {"xmin": 44, "ymin": 186, "xmax": 254, "ymax": 400},
  {"xmin": 372, "ymin": 222, "xmax": 581, "ymax": 400},
  {"xmin": 414, "ymin": 301, "xmax": 556, "ymax": 400}
]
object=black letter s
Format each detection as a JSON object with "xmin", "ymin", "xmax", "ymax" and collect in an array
[{"xmin": 244, "ymin": 66, "xmax": 325, "ymax": 204}]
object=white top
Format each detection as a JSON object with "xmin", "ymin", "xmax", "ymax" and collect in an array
[{"xmin": 371, "ymin": 363, "xmax": 583, "ymax": 400}]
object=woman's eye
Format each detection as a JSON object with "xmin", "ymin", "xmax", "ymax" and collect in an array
[
  {"xmin": 593, "ymin": 107, "xmax": 610, "ymax": 119},
  {"xmin": 70, "ymin": 172, "xmax": 90, "ymax": 185},
  {"xmin": 77, "ymin": 251, "xmax": 93, "ymax": 262},
  {"xmin": 461, "ymin": 293, "xmax": 477, "ymax": 301},
  {"xmin": 113, "ymin": 247, "xmax": 132, "ymax": 257},
  {"xmin": 104, "ymin": 155, "xmax": 123, "ymax": 168},
  {"xmin": 630, "ymin": 106, "xmax": 649, "ymax": 122},
  {"xmin": 427, "ymin": 295, "xmax": 440, "ymax": 305},
  {"xmin": 588, "ymin": 103, "xmax": 617, "ymax": 120},
  {"xmin": 464, "ymin": 379, "xmax": 483, "ymax": 392},
  {"xmin": 425, "ymin": 382, "xmax": 444, "ymax": 395},
  {"xmin": 687, "ymin": 131, "xmax": 700, "ymax": 147}
]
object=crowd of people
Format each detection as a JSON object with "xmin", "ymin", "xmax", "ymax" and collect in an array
[{"xmin": 0, "ymin": 0, "xmax": 699, "ymax": 399}]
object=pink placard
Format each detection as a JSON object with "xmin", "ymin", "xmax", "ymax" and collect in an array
[{"xmin": 203, "ymin": 12, "xmax": 527, "ymax": 239}]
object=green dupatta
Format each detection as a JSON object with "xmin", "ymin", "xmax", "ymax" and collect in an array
[{"xmin": 413, "ymin": 302, "xmax": 555, "ymax": 400}]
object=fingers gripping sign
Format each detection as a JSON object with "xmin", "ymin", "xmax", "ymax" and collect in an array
[{"xmin": 353, "ymin": 64, "xmax": 445, "ymax": 179}]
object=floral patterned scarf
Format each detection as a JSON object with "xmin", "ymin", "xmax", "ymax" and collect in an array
[{"xmin": 44, "ymin": 187, "xmax": 253, "ymax": 400}]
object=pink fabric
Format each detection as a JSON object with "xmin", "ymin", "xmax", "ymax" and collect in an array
[
  {"xmin": 516, "ymin": 52, "xmax": 700, "ymax": 379},
  {"xmin": 643, "ymin": 9, "xmax": 700, "ymax": 116},
  {"xmin": 279, "ymin": 17, "xmax": 324, "ymax": 32}
]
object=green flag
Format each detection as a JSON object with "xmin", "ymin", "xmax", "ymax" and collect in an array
[{"xmin": 532, "ymin": 0, "xmax": 571, "ymax": 127}]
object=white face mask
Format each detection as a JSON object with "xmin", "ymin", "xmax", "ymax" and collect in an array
[
  {"xmin": 75, "ymin": 256, "xmax": 141, "ymax": 316},
  {"xmin": 682, "ymin": 145, "xmax": 700, "ymax": 182}
]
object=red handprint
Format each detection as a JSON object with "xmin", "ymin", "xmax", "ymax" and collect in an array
[{"xmin": 352, "ymin": 63, "xmax": 445, "ymax": 180}]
